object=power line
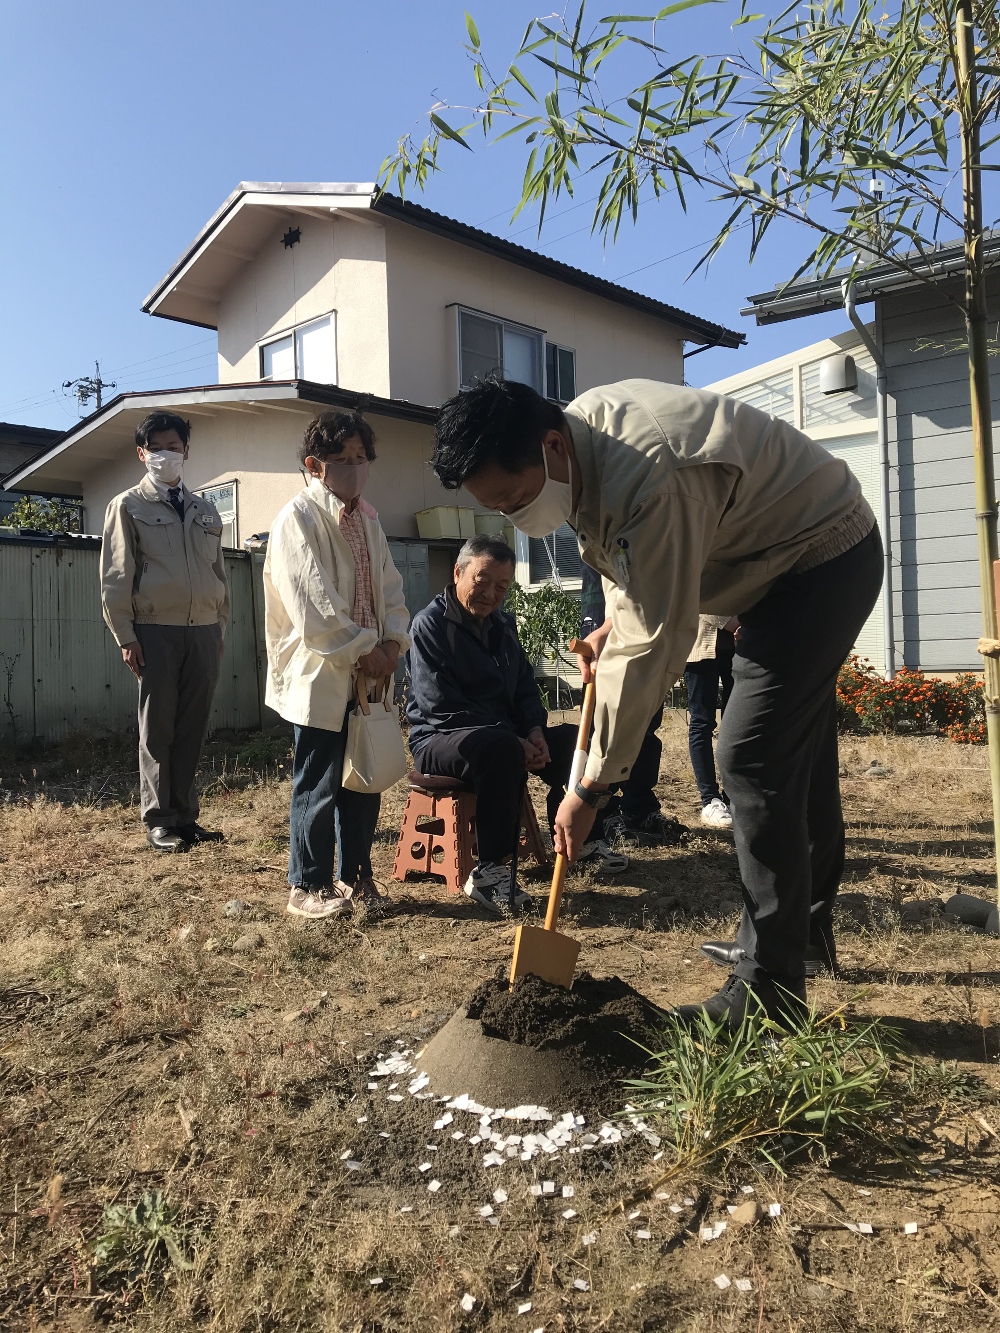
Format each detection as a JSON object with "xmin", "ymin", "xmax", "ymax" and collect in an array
[{"xmin": 63, "ymin": 361, "xmax": 116, "ymax": 413}]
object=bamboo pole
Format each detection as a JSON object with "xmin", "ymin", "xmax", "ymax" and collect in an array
[{"xmin": 957, "ymin": 0, "xmax": 1000, "ymax": 909}]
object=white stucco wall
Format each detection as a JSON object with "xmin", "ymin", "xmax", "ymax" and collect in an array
[
  {"xmin": 80, "ymin": 404, "xmax": 476, "ymax": 543},
  {"xmin": 382, "ymin": 218, "xmax": 686, "ymax": 405},
  {"xmin": 216, "ymin": 211, "xmax": 391, "ymax": 397}
]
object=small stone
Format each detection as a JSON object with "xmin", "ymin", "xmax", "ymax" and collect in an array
[
  {"xmin": 224, "ymin": 898, "xmax": 248, "ymax": 919},
  {"xmin": 233, "ymin": 929, "xmax": 264, "ymax": 952},
  {"xmin": 730, "ymin": 1200, "xmax": 763, "ymax": 1227}
]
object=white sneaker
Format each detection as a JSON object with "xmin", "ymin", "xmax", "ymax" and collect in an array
[
  {"xmin": 578, "ymin": 839, "xmax": 629, "ymax": 874},
  {"xmin": 700, "ymin": 797, "xmax": 733, "ymax": 829},
  {"xmin": 464, "ymin": 861, "xmax": 532, "ymax": 913}
]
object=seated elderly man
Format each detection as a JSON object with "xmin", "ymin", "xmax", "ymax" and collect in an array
[{"xmin": 406, "ymin": 534, "xmax": 627, "ymax": 913}]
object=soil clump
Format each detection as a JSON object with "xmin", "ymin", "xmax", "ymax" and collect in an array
[{"xmin": 417, "ymin": 970, "xmax": 662, "ymax": 1112}]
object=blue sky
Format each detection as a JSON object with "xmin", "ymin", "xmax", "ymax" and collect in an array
[{"xmin": 1, "ymin": 0, "xmax": 888, "ymax": 430}]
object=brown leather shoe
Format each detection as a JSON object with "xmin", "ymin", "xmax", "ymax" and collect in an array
[{"xmin": 146, "ymin": 826, "xmax": 187, "ymax": 853}]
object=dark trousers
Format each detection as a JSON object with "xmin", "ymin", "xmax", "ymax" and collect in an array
[
  {"xmin": 717, "ymin": 527, "xmax": 883, "ymax": 988},
  {"xmin": 288, "ymin": 713, "xmax": 381, "ymax": 890},
  {"xmin": 414, "ymin": 723, "xmax": 607, "ymax": 863},
  {"xmin": 135, "ymin": 623, "xmax": 221, "ymax": 829},
  {"xmin": 614, "ymin": 707, "xmax": 664, "ymax": 823},
  {"xmin": 684, "ymin": 657, "xmax": 734, "ymax": 805}
]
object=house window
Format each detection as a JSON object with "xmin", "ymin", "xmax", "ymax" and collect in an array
[
  {"xmin": 458, "ymin": 309, "xmax": 543, "ymax": 392},
  {"xmin": 527, "ymin": 523, "xmax": 583, "ymax": 586},
  {"xmin": 196, "ymin": 481, "xmax": 238, "ymax": 549},
  {"xmin": 260, "ymin": 313, "xmax": 337, "ymax": 384},
  {"xmin": 545, "ymin": 343, "xmax": 577, "ymax": 403}
]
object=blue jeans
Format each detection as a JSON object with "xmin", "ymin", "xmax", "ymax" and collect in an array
[
  {"xmin": 684, "ymin": 656, "xmax": 735, "ymax": 806},
  {"xmin": 288, "ymin": 715, "xmax": 381, "ymax": 890}
]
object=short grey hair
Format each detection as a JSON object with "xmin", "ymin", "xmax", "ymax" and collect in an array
[{"xmin": 455, "ymin": 533, "xmax": 516, "ymax": 573}]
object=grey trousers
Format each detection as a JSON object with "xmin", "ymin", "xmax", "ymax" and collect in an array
[
  {"xmin": 716, "ymin": 527, "xmax": 883, "ymax": 988},
  {"xmin": 135, "ymin": 623, "xmax": 222, "ymax": 829}
]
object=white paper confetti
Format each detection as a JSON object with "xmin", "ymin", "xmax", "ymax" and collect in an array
[
  {"xmin": 542, "ymin": 1181, "xmax": 556, "ymax": 1195},
  {"xmin": 479, "ymin": 1205, "xmax": 494, "ymax": 1217},
  {"xmin": 418, "ymin": 1162, "xmax": 432, "ymax": 1173},
  {"xmin": 714, "ymin": 1274, "xmax": 732, "ymax": 1291},
  {"xmin": 399, "ymin": 1205, "xmax": 413, "ymax": 1213},
  {"xmin": 628, "ymin": 1210, "xmax": 642, "ymax": 1220},
  {"xmin": 904, "ymin": 1222, "xmax": 918, "ymax": 1235},
  {"xmin": 343, "ymin": 1160, "xmax": 362, "ymax": 1171},
  {"xmin": 857, "ymin": 1188, "xmax": 872, "ymax": 1197},
  {"xmin": 768, "ymin": 1203, "xmax": 781, "ymax": 1218},
  {"xmin": 858, "ymin": 1222, "xmax": 873, "ymax": 1235},
  {"xmin": 562, "ymin": 1208, "xmax": 577, "ymax": 1219},
  {"xmin": 683, "ymin": 1197, "xmax": 695, "ymax": 1206},
  {"xmin": 517, "ymin": 1302, "xmax": 532, "ymax": 1315},
  {"xmin": 669, "ymin": 1204, "xmax": 683, "ymax": 1214},
  {"xmin": 635, "ymin": 1229, "xmax": 651, "ymax": 1240},
  {"xmin": 573, "ymin": 1278, "xmax": 590, "ymax": 1291},
  {"xmin": 562, "ymin": 1185, "xmax": 575, "ymax": 1198},
  {"xmin": 357, "ymin": 1116, "xmax": 368, "ymax": 1124},
  {"xmin": 529, "ymin": 1184, "xmax": 543, "ymax": 1197},
  {"xmin": 494, "ymin": 1188, "xmax": 509, "ymax": 1204},
  {"xmin": 427, "ymin": 1179, "xmax": 441, "ymax": 1193},
  {"xmin": 460, "ymin": 1293, "xmax": 476, "ymax": 1312},
  {"xmin": 741, "ymin": 1185, "xmax": 755, "ymax": 1195},
  {"xmin": 735, "ymin": 1278, "xmax": 752, "ymax": 1293},
  {"xmin": 582, "ymin": 1231, "xmax": 597, "ymax": 1246},
  {"xmin": 369, "ymin": 1276, "xmax": 384, "ymax": 1286}
]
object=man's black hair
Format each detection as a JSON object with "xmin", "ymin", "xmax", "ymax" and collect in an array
[
  {"xmin": 299, "ymin": 410, "xmax": 377, "ymax": 467},
  {"xmin": 135, "ymin": 411, "xmax": 191, "ymax": 449},
  {"xmin": 432, "ymin": 376, "xmax": 565, "ymax": 490},
  {"xmin": 455, "ymin": 533, "xmax": 516, "ymax": 572}
]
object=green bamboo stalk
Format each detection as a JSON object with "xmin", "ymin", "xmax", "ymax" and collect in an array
[{"xmin": 956, "ymin": 0, "xmax": 1000, "ymax": 911}]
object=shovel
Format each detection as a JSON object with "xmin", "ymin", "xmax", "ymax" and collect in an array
[{"xmin": 509, "ymin": 637, "xmax": 596, "ymax": 990}]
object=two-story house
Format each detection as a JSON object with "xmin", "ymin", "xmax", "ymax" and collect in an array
[{"xmin": 5, "ymin": 180, "xmax": 742, "ymax": 612}]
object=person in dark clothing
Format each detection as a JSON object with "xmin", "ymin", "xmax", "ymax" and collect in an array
[
  {"xmin": 579, "ymin": 563, "xmax": 684, "ymax": 847},
  {"xmin": 406, "ymin": 535, "xmax": 627, "ymax": 913},
  {"xmin": 684, "ymin": 616, "xmax": 738, "ymax": 829}
]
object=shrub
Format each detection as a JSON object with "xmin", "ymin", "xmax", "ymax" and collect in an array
[{"xmin": 837, "ymin": 654, "xmax": 985, "ymax": 744}]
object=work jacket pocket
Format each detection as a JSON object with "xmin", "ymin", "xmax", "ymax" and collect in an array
[
  {"xmin": 193, "ymin": 511, "xmax": 223, "ymax": 556},
  {"xmin": 132, "ymin": 510, "xmax": 177, "ymax": 560}
]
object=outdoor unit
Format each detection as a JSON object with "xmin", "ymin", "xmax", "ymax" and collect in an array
[{"xmin": 819, "ymin": 353, "xmax": 857, "ymax": 395}]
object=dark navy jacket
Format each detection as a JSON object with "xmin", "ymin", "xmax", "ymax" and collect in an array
[{"xmin": 406, "ymin": 588, "xmax": 547, "ymax": 759}]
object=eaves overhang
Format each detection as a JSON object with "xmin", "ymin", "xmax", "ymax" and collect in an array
[{"xmin": 4, "ymin": 380, "xmax": 438, "ymax": 492}]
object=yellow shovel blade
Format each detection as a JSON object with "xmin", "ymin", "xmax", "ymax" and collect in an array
[{"xmin": 509, "ymin": 923, "xmax": 581, "ymax": 990}]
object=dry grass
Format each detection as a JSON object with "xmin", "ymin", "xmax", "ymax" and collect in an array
[{"xmin": 1, "ymin": 714, "xmax": 1000, "ymax": 1330}]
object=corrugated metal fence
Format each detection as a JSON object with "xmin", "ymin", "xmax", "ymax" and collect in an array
[{"xmin": 0, "ymin": 537, "xmax": 265, "ymax": 742}]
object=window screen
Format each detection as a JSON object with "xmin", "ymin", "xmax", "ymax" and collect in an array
[
  {"xmin": 528, "ymin": 523, "xmax": 582, "ymax": 584},
  {"xmin": 802, "ymin": 350, "xmax": 877, "ymax": 429}
]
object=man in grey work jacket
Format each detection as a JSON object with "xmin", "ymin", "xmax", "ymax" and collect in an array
[
  {"xmin": 431, "ymin": 376, "xmax": 882, "ymax": 1028},
  {"xmin": 101, "ymin": 411, "xmax": 230, "ymax": 852}
]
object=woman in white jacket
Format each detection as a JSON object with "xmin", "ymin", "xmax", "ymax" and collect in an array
[{"xmin": 263, "ymin": 410, "xmax": 411, "ymax": 919}]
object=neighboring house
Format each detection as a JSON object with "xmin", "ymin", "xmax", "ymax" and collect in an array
[
  {"xmin": 737, "ymin": 236, "xmax": 1000, "ymax": 675},
  {"xmin": 0, "ymin": 421, "xmax": 66, "ymax": 523},
  {"xmin": 706, "ymin": 330, "xmax": 885, "ymax": 671},
  {"xmin": 5, "ymin": 181, "xmax": 742, "ymax": 616}
]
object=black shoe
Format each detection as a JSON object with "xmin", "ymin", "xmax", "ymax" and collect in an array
[
  {"xmin": 700, "ymin": 928, "xmax": 838, "ymax": 978},
  {"xmin": 146, "ymin": 826, "xmax": 187, "ymax": 853},
  {"xmin": 674, "ymin": 972, "xmax": 808, "ymax": 1031},
  {"xmin": 177, "ymin": 823, "xmax": 224, "ymax": 845},
  {"xmin": 605, "ymin": 809, "xmax": 688, "ymax": 849}
]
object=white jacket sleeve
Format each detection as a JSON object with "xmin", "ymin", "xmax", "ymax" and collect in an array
[
  {"xmin": 268, "ymin": 505, "xmax": 378, "ymax": 665},
  {"xmin": 378, "ymin": 531, "xmax": 412, "ymax": 652},
  {"xmin": 585, "ymin": 467, "xmax": 733, "ymax": 785}
]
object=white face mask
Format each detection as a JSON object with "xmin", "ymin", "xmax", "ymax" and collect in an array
[
  {"xmin": 143, "ymin": 449, "xmax": 184, "ymax": 486},
  {"xmin": 508, "ymin": 444, "xmax": 573, "ymax": 538}
]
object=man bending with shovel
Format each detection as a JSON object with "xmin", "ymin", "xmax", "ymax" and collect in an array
[{"xmin": 431, "ymin": 377, "xmax": 881, "ymax": 1027}]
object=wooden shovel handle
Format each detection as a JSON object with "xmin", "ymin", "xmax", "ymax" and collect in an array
[{"xmin": 542, "ymin": 640, "xmax": 598, "ymax": 932}]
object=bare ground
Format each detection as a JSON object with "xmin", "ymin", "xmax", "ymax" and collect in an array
[{"xmin": 1, "ymin": 713, "xmax": 999, "ymax": 1331}]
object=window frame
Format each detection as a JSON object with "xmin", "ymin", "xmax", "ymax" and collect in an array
[
  {"xmin": 259, "ymin": 311, "xmax": 338, "ymax": 384},
  {"xmin": 545, "ymin": 341, "xmax": 577, "ymax": 404},
  {"xmin": 514, "ymin": 526, "xmax": 584, "ymax": 593},
  {"xmin": 194, "ymin": 479, "xmax": 239, "ymax": 549},
  {"xmin": 454, "ymin": 305, "xmax": 545, "ymax": 393}
]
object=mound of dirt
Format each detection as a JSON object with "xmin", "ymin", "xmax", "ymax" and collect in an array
[{"xmin": 416, "ymin": 970, "xmax": 662, "ymax": 1113}]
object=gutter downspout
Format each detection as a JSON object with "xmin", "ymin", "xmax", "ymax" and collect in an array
[{"xmin": 842, "ymin": 279, "xmax": 895, "ymax": 680}]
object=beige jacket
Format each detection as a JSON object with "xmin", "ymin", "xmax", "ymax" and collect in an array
[
  {"xmin": 688, "ymin": 615, "xmax": 735, "ymax": 664},
  {"xmin": 101, "ymin": 477, "xmax": 230, "ymax": 647},
  {"xmin": 263, "ymin": 479, "xmax": 411, "ymax": 731},
  {"xmin": 566, "ymin": 379, "xmax": 875, "ymax": 784}
]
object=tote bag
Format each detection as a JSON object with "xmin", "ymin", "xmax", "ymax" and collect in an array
[{"xmin": 342, "ymin": 673, "xmax": 407, "ymax": 794}]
